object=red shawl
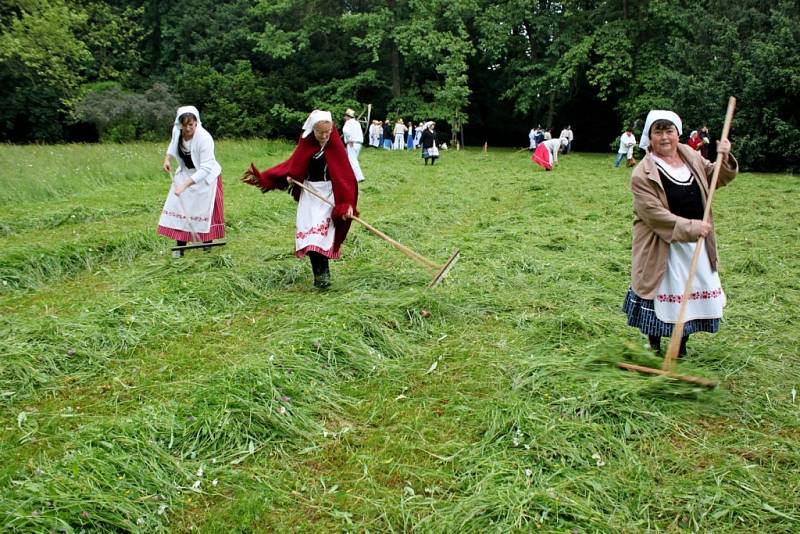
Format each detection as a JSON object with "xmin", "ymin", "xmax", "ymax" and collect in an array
[{"xmin": 242, "ymin": 125, "xmax": 359, "ymax": 253}]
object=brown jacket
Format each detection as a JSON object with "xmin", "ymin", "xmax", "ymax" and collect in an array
[{"xmin": 630, "ymin": 143, "xmax": 738, "ymax": 299}]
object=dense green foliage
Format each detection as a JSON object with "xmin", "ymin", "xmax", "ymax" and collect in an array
[
  {"xmin": 1, "ymin": 0, "xmax": 798, "ymax": 169},
  {"xmin": 1, "ymin": 143, "xmax": 798, "ymax": 531}
]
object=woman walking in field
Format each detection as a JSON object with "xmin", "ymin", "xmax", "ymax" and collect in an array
[
  {"xmin": 158, "ymin": 106, "xmax": 225, "ymax": 257},
  {"xmin": 623, "ymin": 110, "xmax": 738, "ymax": 356},
  {"xmin": 241, "ymin": 110, "xmax": 358, "ymax": 289},
  {"xmin": 420, "ymin": 122, "xmax": 439, "ymax": 165}
]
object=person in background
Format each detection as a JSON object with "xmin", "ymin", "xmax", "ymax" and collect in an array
[
  {"xmin": 532, "ymin": 137, "xmax": 567, "ymax": 171},
  {"xmin": 414, "ymin": 122, "xmax": 424, "ymax": 148},
  {"xmin": 342, "ymin": 108, "xmax": 365, "ymax": 182},
  {"xmin": 242, "ymin": 110, "xmax": 358, "ymax": 289},
  {"xmin": 382, "ymin": 120, "xmax": 393, "ymax": 149},
  {"xmin": 406, "ymin": 121, "xmax": 415, "ymax": 150},
  {"xmin": 158, "ymin": 105, "xmax": 224, "ymax": 257},
  {"xmin": 687, "ymin": 130, "xmax": 704, "ymax": 153},
  {"xmin": 420, "ymin": 121, "xmax": 439, "ymax": 165},
  {"xmin": 623, "ymin": 110, "xmax": 738, "ymax": 356},
  {"xmin": 369, "ymin": 120, "xmax": 381, "ymax": 148},
  {"xmin": 699, "ymin": 125, "xmax": 712, "ymax": 159},
  {"xmin": 528, "ymin": 127, "xmax": 537, "ymax": 150},
  {"xmin": 615, "ymin": 127, "xmax": 637, "ymax": 168},
  {"xmin": 560, "ymin": 125, "xmax": 574, "ymax": 153},
  {"xmin": 534, "ymin": 126, "xmax": 545, "ymax": 147},
  {"xmin": 393, "ymin": 118, "xmax": 408, "ymax": 150}
]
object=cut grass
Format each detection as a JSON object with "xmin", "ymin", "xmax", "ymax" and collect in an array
[{"xmin": 1, "ymin": 142, "xmax": 798, "ymax": 532}]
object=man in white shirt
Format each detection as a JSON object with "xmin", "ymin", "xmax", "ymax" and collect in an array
[
  {"xmin": 342, "ymin": 109, "xmax": 365, "ymax": 182},
  {"xmin": 615, "ymin": 127, "xmax": 637, "ymax": 168},
  {"xmin": 559, "ymin": 126, "xmax": 574, "ymax": 153}
]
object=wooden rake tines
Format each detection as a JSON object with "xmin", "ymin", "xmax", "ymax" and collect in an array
[
  {"xmin": 168, "ymin": 171, "xmax": 227, "ymax": 252},
  {"xmin": 618, "ymin": 96, "xmax": 737, "ymax": 388},
  {"xmin": 287, "ymin": 178, "xmax": 459, "ymax": 288}
]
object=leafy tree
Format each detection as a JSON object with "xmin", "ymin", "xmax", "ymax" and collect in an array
[{"xmin": 0, "ymin": 1, "xmax": 92, "ymax": 141}]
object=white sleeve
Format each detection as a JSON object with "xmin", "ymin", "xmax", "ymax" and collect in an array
[{"xmin": 190, "ymin": 134, "xmax": 220, "ymax": 185}]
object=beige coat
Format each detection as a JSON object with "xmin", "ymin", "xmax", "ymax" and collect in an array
[{"xmin": 630, "ymin": 143, "xmax": 738, "ymax": 299}]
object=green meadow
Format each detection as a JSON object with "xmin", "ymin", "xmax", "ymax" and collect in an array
[{"xmin": 1, "ymin": 142, "xmax": 798, "ymax": 532}]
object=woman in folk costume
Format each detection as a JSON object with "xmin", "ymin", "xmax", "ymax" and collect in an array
[
  {"xmin": 687, "ymin": 130, "xmax": 704, "ymax": 152},
  {"xmin": 158, "ymin": 106, "xmax": 225, "ymax": 257},
  {"xmin": 420, "ymin": 122, "xmax": 439, "ymax": 165},
  {"xmin": 241, "ymin": 110, "xmax": 358, "ymax": 289},
  {"xmin": 532, "ymin": 136, "xmax": 568, "ymax": 171},
  {"xmin": 623, "ymin": 110, "xmax": 738, "ymax": 356}
]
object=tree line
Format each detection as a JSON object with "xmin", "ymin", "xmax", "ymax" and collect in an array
[{"xmin": 1, "ymin": 0, "xmax": 797, "ymax": 170}]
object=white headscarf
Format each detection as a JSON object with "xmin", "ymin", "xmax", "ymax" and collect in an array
[
  {"xmin": 639, "ymin": 110, "xmax": 682, "ymax": 150},
  {"xmin": 167, "ymin": 105, "xmax": 203, "ymax": 159},
  {"xmin": 301, "ymin": 110, "xmax": 333, "ymax": 138}
]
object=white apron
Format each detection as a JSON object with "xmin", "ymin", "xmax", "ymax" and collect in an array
[
  {"xmin": 654, "ymin": 241, "xmax": 726, "ymax": 323},
  {"xmin": 295, "ymin": 181, "xmax": 336, "ymax": 254},
  {"xmin": 158, "ymin": 168, "xmax": 217, "ymax": 234}
]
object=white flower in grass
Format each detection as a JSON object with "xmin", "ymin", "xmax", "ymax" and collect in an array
[
  {"xmin": 196, "ymin": 467, "xmax": 204, "ymax": 478},
  {"xmin": 212, "ymin": 479, "xmax": 218, "ymax": 487},
  {"xmin": 524, "ymin": 444, "xmax": 530, "ymax": 450},
  {"xmin": 278, "ymin": 406, "xmax": 287, "ymax": 415},
  {"xmin": 525, "ymin": 468, "xmax": 533, "ymax": 477},
  {"xmin": 591, "ymin": 453, "xmax": 605, "ymax": 467},
  {"xmin": 157, "ymin": 504, "xmax": 168, "ymax": 515},
  {"xmin": 512, "ymin": 428, "xmax": 522, "ymax": 447},
  {"xmin": 191, "ymin": 480, "xmax": 201, "ymax": 492},
  {"xmin": 137, "ymin": 517, "xmax": 146, "ymax": 526}
]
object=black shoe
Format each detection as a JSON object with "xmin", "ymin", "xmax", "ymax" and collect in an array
[{"xmin": 313, "ymin": 272, "xmax": 331, "ymax": 289}]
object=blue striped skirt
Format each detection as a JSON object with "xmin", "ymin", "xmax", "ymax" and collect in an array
[{"xmin": 622, "ymin": 288, "xmax": 720, "ymax": 337}]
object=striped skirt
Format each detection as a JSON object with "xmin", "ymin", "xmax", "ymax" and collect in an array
[
  {"xmin": 158, "ymin": 176, "xmax": 225, "ymax": 242},
  {"xmin": 622, "ymin": 287, "xmax": 720, "ymax": 337}
]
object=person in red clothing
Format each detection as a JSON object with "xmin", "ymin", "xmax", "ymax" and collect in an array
[
  {"xmin": 687, "ymin": 130, "xmax": 704, "ymax": 153},
  {"xmin": 242, "ymin": 110, "xmax": 358, "ymax": 288}
]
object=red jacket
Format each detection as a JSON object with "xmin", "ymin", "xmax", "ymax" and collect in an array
[
  {"xmin": 687, "ymin": 136, "xmax": 703, "ymax": 151},
  {"xmin": 242, "ymin": 126, "xmax": 358, "ymax": 252}
]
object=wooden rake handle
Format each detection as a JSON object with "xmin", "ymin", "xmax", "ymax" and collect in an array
[
  {"xmin": 663, "ymin": 96, "xmax": 736, "ymax": 369},
  {"xmin": 287, "ymin": 178, "xmax": 440, "ymax": 271}
]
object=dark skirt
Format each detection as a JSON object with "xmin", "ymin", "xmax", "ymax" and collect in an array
[{"xmin": 622, "ymin": 287, "xmax": 720, "ymax": 337}]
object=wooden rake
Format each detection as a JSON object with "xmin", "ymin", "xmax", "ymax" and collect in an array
[
  {"xmin": 287, "ymin": 178, "xmax": 460, "ymax": 287},
  {"xmin": 618, "ymin": 96, "xmax": 737, "ymax": 388},
  {"xmin": 169, "ymin": 171, "xmax": 227, "ymax": 252}
]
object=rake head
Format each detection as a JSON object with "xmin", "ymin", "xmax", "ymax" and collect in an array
[{"xmin": 428, "ymin": 249, "xmax": 460, "ymax": 288}]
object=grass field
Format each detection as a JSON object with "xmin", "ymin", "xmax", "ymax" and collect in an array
[{"xmin": 1, "ymin": 141, "xmax": 798, "ymax": 532}]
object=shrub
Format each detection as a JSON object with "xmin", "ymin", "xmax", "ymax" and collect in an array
[{"xmin": 75, "ymin": 82, "xmax": 177, "ymax": 142}]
